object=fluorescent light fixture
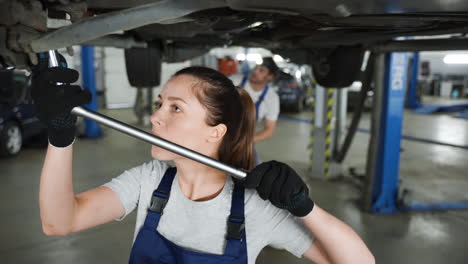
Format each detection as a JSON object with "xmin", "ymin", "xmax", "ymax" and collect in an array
[
  {"xmin": 361, "ymin": 51, "xmax": 371, "ymax": 71},
  {"xmin": 352, "ymin": 81, "xmax": 362, "ymax": 88},
  {"xmin": 443, "ymin": 54, "xmax": 468, "ymax": 64},
  {"xmin": 273, "ymin": 55, "xmax": 284, "ymax": 62},
  {"xmin": 236, "ymin": 53, "xmax": 246, "ymax": 61},
  {"xmin": 248, "ymin": 22, "xmax": 263, "ymax": 28},
  {"xmin": 295, "ymin": 70, "xmax": 301, "ymax": 79},
  {"xmin": 247, "ymin": 53, "xmax": 262, "ymax": 64},
  {"xmin": 236, "ymin": 53, "xmax": 262, "ymax": 64}
]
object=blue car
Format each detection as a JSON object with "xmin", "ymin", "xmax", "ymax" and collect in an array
[
  {"xmin": 275, "ymin": 71, "xmax": 313, "ymax": 113},
  {"xmin": 0, "ymin": 70, "xmax": 46, "ymax": 157}
]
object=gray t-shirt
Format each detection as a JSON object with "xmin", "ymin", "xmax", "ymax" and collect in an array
[{"xmin": 103, "ymin": 160, "xmax": 314, "ymax": 263}]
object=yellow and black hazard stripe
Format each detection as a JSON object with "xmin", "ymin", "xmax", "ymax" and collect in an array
[{"xmin": 324, "ymin": 88, "xmax": 334, "ymax": 178}]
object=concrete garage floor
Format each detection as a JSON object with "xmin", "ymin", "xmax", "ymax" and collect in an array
[{"xmin": 1, "ymin": 107, "xmax": 468, "ymax": 263}]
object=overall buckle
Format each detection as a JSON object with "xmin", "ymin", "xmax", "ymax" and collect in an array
[
  {"xmin": 149, "ymin": 190, "xmax": 169, "ymax": 214},
  {"xmin": 226, "ymin": 215, "xmax": 245, "ymax": 240}
]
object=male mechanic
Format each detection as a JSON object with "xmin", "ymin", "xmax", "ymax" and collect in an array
[{"xmin": 238, "ymin": 57, "xmax": 280, "ymax": 164}]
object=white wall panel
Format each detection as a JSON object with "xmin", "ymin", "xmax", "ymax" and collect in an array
[
  {"xmin": 103, "ymin": 48, "xmax": 191, "ymax": 108},
  {"xmin": 103, "ymin": 48, "xmax": 135, "ymax": 108},
  {"xmin": 420, "ymin": 51, "xmax": 468, "ymax": 76}
]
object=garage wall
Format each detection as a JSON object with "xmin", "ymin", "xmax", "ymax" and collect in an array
[
  {"xmin": 420, "ymin": 51, "xmax": 468, "ymax": 76},
  {"xmin": 102, "ymin": 48, "xmax": 191, "ymax": 109},
  {"xmin": 102, "ymin": 48, "xmax": 136, "ymax": 108},
  {"xmin": 191, "ymin": 54, "xmax": 218, "ymax": 69},
  {"xmin": 62, "ymin": 48, "xmax": 231, "ymax": 109},
  {"xmin": 158, "ymin": 61, "xmax": 192, "ymax": 91},
  {"xmin": 60, "ymin": 46, "xmax": 106, "ymax": 93}
]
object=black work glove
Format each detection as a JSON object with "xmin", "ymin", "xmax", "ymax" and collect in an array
[
  {"xmin": 243, "ymin": 160, "xmax": 314, "ymax": 217},
  {"xmin": 31, "ymin": 56, "xmax": 91, "ymax": 147}
]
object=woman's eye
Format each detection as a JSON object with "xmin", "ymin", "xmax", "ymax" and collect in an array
[
  {"xmin": 154, "ymin": 102, "xmax": 162, "ymax": 110},
  {"xmin": 172, "ymin": 105, "xmax": 181, "ymax": 112}
]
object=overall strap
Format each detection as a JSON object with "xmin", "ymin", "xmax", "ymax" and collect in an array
[
  {"xmin": 240, "ymin": 75, "xmax": 248, "ymax": 88},
  {"xmin": 226, "ymin": 183, "xmax": 245, "ymax": 241},
  {"xmin": 255, "ymin": 85, "xmax": 269, "ymax": 121},
  {"xmin": 224, "ymin": 183, "xmax": 246, "ymax": 257},
  {"xmin": 149, "ymin": 167, "xmax": 177, "ymax": 214},
  {"xmin": 142, "ymin": 167, "xmax": 177, "ymax": 229}
]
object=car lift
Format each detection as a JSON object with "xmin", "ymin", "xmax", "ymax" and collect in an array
[
  {"xmin": 406, "ymin": 52, "xmax": 421, "ymax": 110},
  {"xmin": 80, "ymin": 46, "xmax": 103, "ymax": 138},
  {"xmin": 371, "ymin": 47, "xmax": 468, "ymax": 212},
  {"xmin": 362, "ymin": 51, "xmax": 409, "ymax": 213},
  {"xmin": 310, "ymin": 39, "xmax": 468, "ymax": 213},
  {"xmin": 364, "ymin": 51, "xmax": 468, "ymax": 213}
]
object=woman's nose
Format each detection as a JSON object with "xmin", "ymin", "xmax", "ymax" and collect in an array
[{"xmin": 150, "ymin": 110, "xmax": 163, "ymax": 127}]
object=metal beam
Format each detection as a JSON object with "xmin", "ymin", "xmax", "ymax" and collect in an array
[
  {"xmin": 368, "ymin": 52, "xmax": 409, "ymax": 214},
  {"xmin": 374, "ymin": 38, "xmax": 468, "ymax": 52},
  {"xmin": 82, "ymin": 35, "xmax": 148, "ymax": 49},
  {"xmin": 363, "ymin": 53, "xmax": 385, "ymax": 212},
  {"xmin": 30, "ymin": 0, "xmax": 226, "ymax": 52}
]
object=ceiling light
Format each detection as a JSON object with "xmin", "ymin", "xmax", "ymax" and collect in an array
[
  {"xmin": 248, "ymin": 22, "xmax": 263, "ymax": 28},
  {"xmin": 273, "ymin": 55, "xmax": 284, "ymax": 62},
  {"xmin": 295, "ymin": 70, "xmax": 301, "ymax": 79},
  {"xmin": 443, "ymin": 54, "xmax": 468, "ymax": 64},
  {"xmin": 236, "ymin": 53, "xmax": 262, "ymax": 64},
  {"xmin": 236, "ymin": 53, "xmax": 246, "ymax": 61},
  {"xmin": 246, "ymin": 53, "xmax": 262, "ymax": 64},
  {"xmin": 352, "ymin": 81, "xmax": 362, "ymax": 88}
]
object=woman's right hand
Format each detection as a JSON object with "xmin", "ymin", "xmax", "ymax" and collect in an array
[
  {"xmin": 31, "ymin": 64, "xmax": 91, "ymax": 147},
  {"xmin": 243, "ymin": 160, "xmax": 314, "ymax": 217}
]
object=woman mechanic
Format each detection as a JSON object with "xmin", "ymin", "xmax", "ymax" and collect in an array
[{"xmin": 34, "ymin": 61, "xmax": 374, "ymax": 264}]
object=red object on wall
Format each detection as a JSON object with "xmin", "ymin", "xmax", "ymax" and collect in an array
[{"xmin": 218, "ymin": 57, "xmax": 238, "ymax": 76}]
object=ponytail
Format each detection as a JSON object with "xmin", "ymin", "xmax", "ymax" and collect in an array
[{"xmin": 231, "ymin": 88, "xmax": 255, "ymax": 170}]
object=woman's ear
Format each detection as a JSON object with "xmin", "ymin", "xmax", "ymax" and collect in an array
[{"xmin": 207, "ymin": 123, "xmax": 227, "ymax": 143}]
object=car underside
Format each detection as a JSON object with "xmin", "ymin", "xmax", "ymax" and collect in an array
[{"xmin": 2, "ymin": 0, "xmax": 468, "ymax": 87}]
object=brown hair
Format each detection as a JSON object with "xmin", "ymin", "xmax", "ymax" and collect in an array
[{"xmin": 173, "ymin": 66, "xmax": 255, "ymax": 170}]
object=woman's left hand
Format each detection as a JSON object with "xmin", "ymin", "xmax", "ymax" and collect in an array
[{"xmin": 243, "ymin": 160, "xmax": 314, "ymax": 217}]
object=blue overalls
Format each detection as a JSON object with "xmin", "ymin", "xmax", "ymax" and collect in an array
[
  {"xmin": 240, "ymin": 77, "xmax": 270, "ymax": 121},
  {"xmin": 129, "ymin": 167, "xmax": 248, "ymax": 264},
  {"xmin": 240, "ymin": 77, "xmax": 269, "ymax": 165}
]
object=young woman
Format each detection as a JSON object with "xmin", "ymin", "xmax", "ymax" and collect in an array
[{"xmin": 34, "ymin": 64, "xmax": 374, "ymax": 264}]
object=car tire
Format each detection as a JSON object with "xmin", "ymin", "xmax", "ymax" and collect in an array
[
  {"xmin": 0, "ymin": 121, "xmax": 22, "ymax": 158},
  {"xmin": 124, "ymin": 42, "xmax": 162, "ymax": 87},
  {"xmin": 312, "ymin": 45, "xmax": 364, "ymax": 88}
]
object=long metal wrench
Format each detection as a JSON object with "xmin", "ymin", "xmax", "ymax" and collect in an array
[{"xmin": 47, "ymin": 50, "xmax": 247, "ymax": 179}]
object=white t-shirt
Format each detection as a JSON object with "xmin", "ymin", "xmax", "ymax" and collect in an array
[
  {"xmin": 103, "ymin": 160, "xmax": 314, "ymax": 264},
  {"xmin": 244, "ymin": 81, "xmax": 280, "ymax": 123},
  {"xmin": 231, "ymin": 75, "xmax": 280, "ymax": 123}
]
